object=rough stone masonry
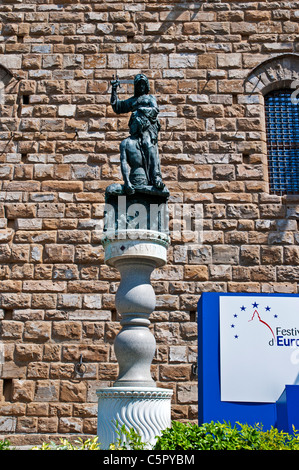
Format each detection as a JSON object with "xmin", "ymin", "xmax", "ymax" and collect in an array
[{"xmin": 0, "ymin": 0, "xmax": 299, "ymax": 446}]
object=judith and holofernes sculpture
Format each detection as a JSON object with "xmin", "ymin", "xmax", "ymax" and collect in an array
[
  {"xmin": 103, "ymin": 73, "xmax": 169, "ymax": 234},
  {"xmin": 106, "ymin": 73, "xmax": 169, "ymax": 200}
]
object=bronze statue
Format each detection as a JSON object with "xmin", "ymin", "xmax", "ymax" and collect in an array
[{"xmin": 107, "ymin": 73, "xmax": 169, "ymax": 198}]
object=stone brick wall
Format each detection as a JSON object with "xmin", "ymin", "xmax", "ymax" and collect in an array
[{"xmin": 0, "ymin": 0, "xmax": 299, "ymax": 445}]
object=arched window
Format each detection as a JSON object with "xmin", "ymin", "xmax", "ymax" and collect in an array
[{"xmin": 264, "ymin": 88, "xmax": 299, "ymax": 195}]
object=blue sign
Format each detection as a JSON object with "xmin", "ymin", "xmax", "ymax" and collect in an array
[{"xmin": 197, "ymin": 292, "xmax": 299, "ymax": 431}]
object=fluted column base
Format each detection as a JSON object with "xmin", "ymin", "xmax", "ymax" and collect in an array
[{"xmin": 97, "ymin": 387, "xmax": 173, "ymax": 450}]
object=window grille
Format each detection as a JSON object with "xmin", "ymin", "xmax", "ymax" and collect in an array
[{"xmin": 264, "ymin": 89, "xmax": 299, "ymax": 194}]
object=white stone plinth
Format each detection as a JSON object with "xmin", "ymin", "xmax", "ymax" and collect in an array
[{"xmin": 97, "ymin": 387, "xmax": 173, "ymax": 449}]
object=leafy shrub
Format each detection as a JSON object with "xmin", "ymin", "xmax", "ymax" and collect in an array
[
  {"xmin": 110, "ymin": 421, "xmax": 147, "ymax": 450},
  {"xmin": 153, "ymin": 421, "xmax": 299, "ymax": 450},
  {"xmin": 31, "ymin": 437, "xmax": 101, "ymax": 450},
  {"xmin": 0, "ymin": 439, "xmax": 13, "ymax": 450},
  {"xmin": 31, "ymin": 422, "xmax": 146, "ymax": 451}
]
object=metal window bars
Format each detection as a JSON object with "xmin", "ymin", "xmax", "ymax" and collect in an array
[{"xmin": 264, "ymin": 89, "xmax": 299, "ymax": 195}]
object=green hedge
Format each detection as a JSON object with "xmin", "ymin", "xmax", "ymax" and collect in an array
[
  {"xmin": 154, "ymin": 421, "xmax": 299, "ymax": 450},
  {"xmin": 1, "ymin": 421, "xmax": 299, "ymax": 450}
]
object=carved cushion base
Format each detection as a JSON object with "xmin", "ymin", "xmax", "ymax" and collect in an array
[{"xmin": 97, "ymin": 386, "xmax": 173, "ymax": 450}]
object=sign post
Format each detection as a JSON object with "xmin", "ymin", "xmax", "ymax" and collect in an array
[{"xmin": 198, "ymin": 293, "xmax": 299, "ymax": 431}]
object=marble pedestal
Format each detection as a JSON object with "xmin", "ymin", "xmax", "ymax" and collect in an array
[
  {"xmin": 97, "ymin": 387, "xmax": 173, "ymax": 449},
  {"xmin": 97, "ymin": 229, "xmax": 172, "ymax": 449}
]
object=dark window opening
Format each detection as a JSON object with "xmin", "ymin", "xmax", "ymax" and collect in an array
[
  {"xmin": 22, "ymin": 95, "xmax": 30, "ymax": 105},
  {"xmin": 3, "ymin": 308, "xmax": 13, "ymax": 319},
  {"xmin": 3, "ymin": 379, "xmax": 12, "ymax": 402},
  {"xmin": 265, "ymin": 89, "xmax": 299, "ymax": 195}
]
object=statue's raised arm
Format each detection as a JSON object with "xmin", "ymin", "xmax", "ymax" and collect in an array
[{"xmin": 110, "ymin": 74, "xmax": 135, "ymax": 115}]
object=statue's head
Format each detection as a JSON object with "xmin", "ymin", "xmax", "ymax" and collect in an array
[{"xmin": 134, "ymin": 74, "xmax": 150, "ymax": 97}]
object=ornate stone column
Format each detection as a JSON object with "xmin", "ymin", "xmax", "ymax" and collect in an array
[{"xmin": 104, "ymin": 230, "xmax": 168, "ymax": 388}]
